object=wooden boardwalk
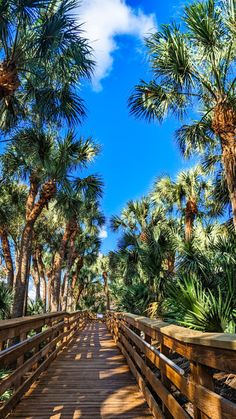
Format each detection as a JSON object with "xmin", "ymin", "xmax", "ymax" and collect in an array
[{"xmin": 8, "ymin": 322, "xmax": 153, "ymax": 419}]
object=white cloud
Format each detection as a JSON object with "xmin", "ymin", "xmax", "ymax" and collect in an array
[
  {"xmin": 99, "ymin": 228, "xmax": 108, "ymax": 239},
  {"xmin": 78, "ymin": 0, "xmax": 156, "ymax": 90}
]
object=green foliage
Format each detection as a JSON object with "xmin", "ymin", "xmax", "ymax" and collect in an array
[
  {"xmin": 111, "ymin": 282, "xmax": 152, "ymax": 315},
  {"xmin": 162, "ymin": 274, "xmax": 236, "ymax": 333},
  {"xmin": 77, "ymin": 280, "xmax": 106, "ymax": 314},
  {"xmin": 0, "ymin": 370, "xmax": 12, "ymax": 401},
  {"xmin": 129, "ymin": 0, "xmax": 236, "ymax": 228},
  {"xmin": 0, "ymin": 282, "xmax": 12, "ymax": 319},
  {"xmin": 109, "ymin": 170, "xmax": 236, "ymax": 333},
  {"xmin": 27, "ymin": 298, "xmax": 45, "ymax": 315},
  {"xmin": 0, "ymin": 0, "xmax": 94, "ymax": 131}
]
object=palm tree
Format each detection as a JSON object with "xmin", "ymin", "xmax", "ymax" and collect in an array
[
  {"xmin": 0, "ymin": 182, "xmax": 27, "ymax": 288},
  {"xmin": 31, "ymin": 206, "xmax": 62, "ymax": 311},
  {"xmin": 1, "ymin": 128, "xmax": 99, "ymax": 317},
  {"xmin": 152, "ymin": 166, "xmax": 211, "ymax": 241},
  {"xmin": 96, "ymin": 255, "xmax": 111, "ymax": 311},
  {"xmin": 111, "ymin": 197, "xmax": 166, "ymax": 242},
  {"xmin": 51, "ymin": 177, "xmax": 103, "ymax": 311},
  {"xmin": 62, "ymin": 214, "xmax": 103, "ymax": 311},
  {"xmin": 129, "ymin": 0, "xmax": 236, "ymax": 230},
  {"xmin": 111, "ymin": 196, "xmax": 178, "ymax": 301},
  {"xmin": 0, "ymin": 186, "xmax": 15, "ymax": 289},
  {"xmin": 0, "ymin": 0, "xmax": 94, "ymax": 130},
  {"xmin": 31, "ymin": 250, "xmax": 41, "ymax": 301}
]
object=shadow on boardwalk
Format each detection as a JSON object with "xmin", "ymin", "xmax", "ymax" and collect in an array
[{"xmin": 8, "ymin": 322, "xmax": 153, "ymax": 418}]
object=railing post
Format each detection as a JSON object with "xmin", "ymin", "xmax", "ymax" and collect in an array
[
  {"xmin": 190, "ymin": 361, "xmax": 214, "ymax": 419},
  {"xmin": 144, "ymin": 333, "xmax": 152, "ymax": 368},
  {"xmin": 107, "ymin": 311, "xmax": 112, "ymax": 332},
  {"xmin": 15, "ymin": 331, "xmax": 27, "ymax": 389},
  {"xmin": 110, "ymin": 313, "xmax": 120, "ymax": 343},
  {"xmin": 63, "ymin": 314, "xmax": 70, "ymax": 344},
  {"xmin": 81, "ymin": 311, "xmax": 85, "ymax": 329},
  {"xmin": 160, "ymin": 337, "xmax": 172, "ymax": 418},
  {"xmin": 32, "ymin": 326, "xmax": 42, "ymax": 370}
]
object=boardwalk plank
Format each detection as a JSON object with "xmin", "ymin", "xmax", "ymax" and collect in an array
[{"xmin": 8, "ymin": 322, "xmax": 153, "ymax": 419}]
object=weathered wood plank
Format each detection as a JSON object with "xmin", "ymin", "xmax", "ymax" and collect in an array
[{"xmin": 7, "ymin": 322, "xmax": 153, "ymax": 419}]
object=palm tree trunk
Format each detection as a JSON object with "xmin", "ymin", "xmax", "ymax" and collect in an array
[
  {"xmin": 221, "ymin": 136, "xmax": 236, "ymax": 230},
  {"xmin": 212, "ymin": 102, "xmax": 236, "ymax": 231},
  {"xmin": 0, "ymin": 60, "xmax": 20, "ymax": 98},
  {"xmin": 67, "ymin": 257, "xmax": 84, "ymax": 311},
  {"xmin": 185, "ymin": 198, "xmax": 197, "ymax": 241},
  {"xmin": 51, "ymin": 255, "xmax": 59, "ymax": 312},
  {"xmin": 47, "ymin": 269, "xmax": 53, "ymax": 312},
  {"xmin": 167, "ymin": 254, "xmax": 175, "ymax": 275},
  {"xmin": 12, "ymin": 179, "xmax": 56, "ymax": 317},
  {"xmin": 62, "ymin": 273, "xmax": 70, "ymax": 311},
  {"xmin": 51, "ymin": 220, "xmax": 77, "ymax": 312},
  {"xmin": 102, "ymin": 271, "xmax": 110, "ymax": 311},
  {"xmin": 32, "ymin": 253, "xmax": 40, "ymax": 300},
  {"xmin": 75, "ymin": 284, "xmax": 84, "ymax": 308},
  {"xmin": 36, "ymin": 248, "xmax": 47, "ymax": 310},
  {"xmin": 67, "ymin": 271, "xmax": 77, "ymax": 312},
  {"xmin": 12, "ymin": 222, "xmax": 33, "ymax": 317},
  {"xmin": 185, "ymin": 215, "xmax": 194, "ymax": 241},
  {"xmin": 60, "ymin": 232, "xmax": 77, "ymax": 310},
  {"xmin": 0, "ymin": 228, "xmax": 14, "ymax": 288},
  {"xmin": 14, "ymin": 242, "xmax": 20, "ymax": 289}
]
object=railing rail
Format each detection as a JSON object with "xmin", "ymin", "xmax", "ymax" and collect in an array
[
  {"xmin": 106, "ymin": 311, "xmax": 236, "ymax": 419},
  {"xmin": 0, "ymin": 310, "xmax": 88, "ymax": 418}
]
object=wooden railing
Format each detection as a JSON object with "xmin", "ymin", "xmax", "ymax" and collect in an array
[
  {"xmin": 106, "ymin": 311, "xmax": 236, "ymax": 419},
  {"xmin": 0, "ymin": 310, "xmax": 88, "ymax": 418}
]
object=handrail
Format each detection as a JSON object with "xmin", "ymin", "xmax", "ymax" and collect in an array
[
  {"xmin": 0, "ymin": 311, "xmax": 69, "ymax": 347},
  {"xmin": 121, "ymin": 322, "xmax": 185, "ymax": 376},
  {"xmin": 119, "ymin": 312, "xmax": 236, "ymax": 350},
  {"xmin": 0, "ymin": 310, "xmax": 89, "ymax": 418},
  {"xmin": 0, "ymin": 311, "xmax": 68, "ymax": 329},
  {"xmin": 106, "ymin": 311, "xmax": 236, "ymax": 419}
]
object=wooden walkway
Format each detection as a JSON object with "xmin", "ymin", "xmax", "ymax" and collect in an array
[{"xmin": 8, "ymin": 322, "xmax": 153, "ymax": 419}]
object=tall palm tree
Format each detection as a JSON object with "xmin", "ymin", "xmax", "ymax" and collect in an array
[
  {"xmin": 96, "ymin": 255, "xmax": 111, "ymax": 311},
  {"xmin": 32, "ymin": 206, "xmax": 62, "ymax": 311},
  {"xmin": 0, "ymin": 182, "xmax": 27, "ymax": 288},
  {"xmin": 0, "ymin": 0, "xmax": 94, "ymax": 130},
  {"xmin": 62, "ymin": 213, "xmax": 103, "ymax": 311},
  {"xmin": 111, "ymin": 197, "xmax": 167, "ymax": 242},
  {"xmin": 51, "ymin": 178, "xmax": 103, "ymax": 311},
  {"xmin": 1, "ymin": 128, "xmax": 99, "ymax": 317},
  {"xmin": 152, "ymin": 166, "xmax": 211, "ymax": 241},
  {"xmin": 129, "ymin": 0, "xmax": 236, "ymax": 230}
]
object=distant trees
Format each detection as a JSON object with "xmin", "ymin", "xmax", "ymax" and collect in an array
[
  {"xmin": 152, "ymin": 166, "xmax": 211, "ymax": 241},
  {"xmin": 109, "ymin": 168, "xmax": 236, "ymax": 332}
]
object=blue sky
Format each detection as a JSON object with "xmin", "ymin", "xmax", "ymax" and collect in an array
[{"xmin": 78, "ymin": 0, "xmax": 191, "ymax": 253}]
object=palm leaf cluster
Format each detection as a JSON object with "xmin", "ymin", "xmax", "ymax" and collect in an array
[
  {"xmin": 129, "ymin": 0, "xmax": 236, "ymax": 231},
  {"xmin": 0, "ymin": 0, "xmax": 94, "ymax": 130},
  {"xmin": 109, "ymin": 166, "xmax": 236, "ymax": 333},
  {"xmin": 0, "ymin": 1, "xmax": 105, "ymax": 317}
]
